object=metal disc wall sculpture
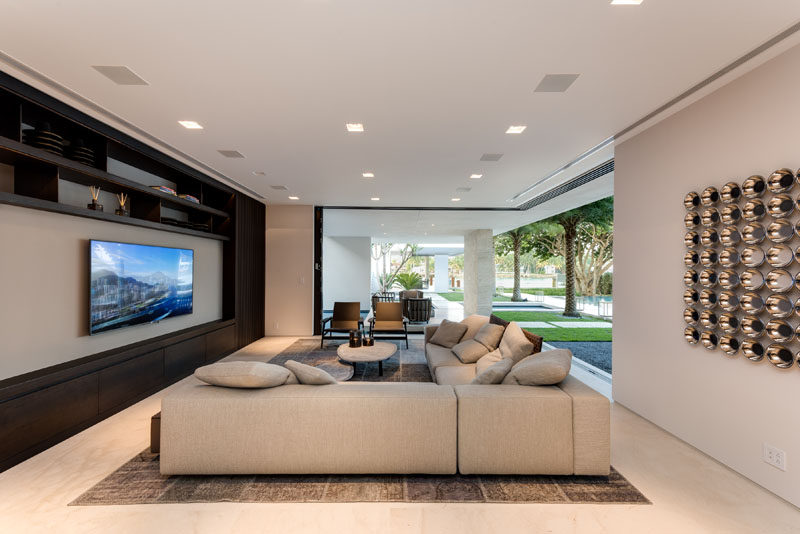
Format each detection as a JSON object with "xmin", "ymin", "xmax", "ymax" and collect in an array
[{"xmin": 683, "ymin": 167, "xmax": 800, "ymax": 371}]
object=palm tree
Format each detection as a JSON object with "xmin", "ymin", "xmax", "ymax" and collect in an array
[{"xmin": 494, "ymin": 225, "xmax": 535, "ymax": 301}]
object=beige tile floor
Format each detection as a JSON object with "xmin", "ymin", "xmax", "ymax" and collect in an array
[{"xmin": 1, "ymin": 336, "xmax": 798, "ymax": 534}]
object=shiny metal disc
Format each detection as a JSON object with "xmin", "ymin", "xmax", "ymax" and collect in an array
[
  {"xmin": 718, "ymin": 313, "xmax": 739, "ymax": 333},
  {"xmin": 700, "ymin": 249, "xmax": 718, "ymax": 267},
  {"xmin": 741, "ymin": 222, "xmax": 765, "ymax": 244},
  {"xmin": 719, "ymin": 247, "xmax": 740, "ymax": 267},
  {"xmin": 765, "ymin": 269, "xmax": 793, "ymax": 293},
  {"xmin": 766, "ymin": 244, "xmax": 793, "ymax": 268},
  {"xmin": 685, "ymin": 231, "xmax": 700, "ymax": 248},
  {"xmin": 742, "ymin": 175, "xmax": 766, "ymax": 198},
  {"xmin": 701, "ymin": 186, "xmax": 720, "ymax": 206},
  {"xmin": 684, "ymin": 326, "xmax": 700, "ymax": 344},
  {"xmin": 684, "ymin": 250, "xmax": 700, "ymax": 266},
  {"xmin": 766, "ymin": 343, "xmax": 794, "ymax": 368},
  {"xmin": 718, "ymin": 290, "xmax": 739, "ymax": 311},
  {"xmin": 767, "ymin": 168, "xmax": 795, "ymax": 194},
  {"xmin": 767, "ymin": 194, "xmax": 794, "ymax": 218},
  {"xmin": 720, "ymin": 182, "xmax": 741, "ymax": 204},
  {"xmin": 741, "ymin": 339, "xmax": 765, "ymax": 361},
  {"xmin": 684, "ymin": 288, "xmax": 700, "ymax": 305},
  {"xmin": 718, "ymin": 269, "xmax": 739, "ymax": 289},
  {"xmin": 765, "ymin": 294, "xmax": 793, "ymax": 318},
  {"xmin": 700, "ymin": 330, "xmax": 719, "ymax": 350},
  {"xmin": 699, "ymin": 269, "xmax": 718, "ymax": 287},
  {"xmin": 701, "ymin": 228, "xmax": 721, "ymax": 246},
  {"xmin": 684, "ymin": 269, "xmax": 699, "ymax": 286},
  {"xmin": 740, "ymin": 246, "xmax": 765, "ymax": 267},
  {"xmin": 701, "ymin": 208, "xmax": 720, "ymax": 226},
  {"xmin": 684, "ymin": 191, "xmax": 701, "ymax": 209},
  {"xmin": 742, "ymin": 199, "xmax": 766, "ymax": 222},
  {"xmin": 767, "ymin": 218, "xmax": 793, "ymax": 243},
  {"xmin": 719, "ymin": 335, "xmax": 740, "ymax": 356},
  {"xmin": 739, "ymin": 292, "xmax": 764, "ymax": 314},
  {"xmin": 699, "ymin": 309, "xmax": 718, "ymax": 329},
  {"xmin": 740, "ymin": 316, "xmax": 765, "ymax": 338},
  {"xmin": 684, "ymin": 307, "xmax": 699, "ymax": 324},
  {"xmin": 766, "ymin": 319, "xmax": 794, "ymax": 342},
  {"xmin": 740, "ymin": 268, "xmax": 764, "ymax": 291},
  {"xmin": 719, "ymin": 226, "xmax": 740, "ymax": 246},
  {"xmin": 720, "ymin": 204, "xmax": 742, "ymax": 224},
  {"xmin": 699, "ymin": 289, "xmax": 718, "ymax": 308}
]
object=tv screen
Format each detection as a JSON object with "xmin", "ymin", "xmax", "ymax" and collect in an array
[{"xmin": 90, "ymin": 240, "xmax": 194, "ymax": 335}]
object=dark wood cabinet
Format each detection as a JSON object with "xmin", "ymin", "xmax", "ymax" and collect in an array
[
  {"xmin": 164, "ymin": 336, "xmax": 207, "ymax": 379},
  {"xmin": 98, "ymin": 349, "xmax": 164, "ymax": 413}
]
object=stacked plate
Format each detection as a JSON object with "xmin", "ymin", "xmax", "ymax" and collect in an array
[
  {"xmin": 69, "ymin": 139, "xmax": 95, "ymax": 167},
  {"xmin": 23, "ymin": 124, "xmax": 65, "ymax": 156}
]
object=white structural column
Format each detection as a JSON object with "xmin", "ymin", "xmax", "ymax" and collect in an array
[
  {"xmin": 433, "ymin": 254, "xmax": 450, "ymax": 292},
  {"xmin": 463, "ymin": 229, "xmax": 495, "ymax": 316}
]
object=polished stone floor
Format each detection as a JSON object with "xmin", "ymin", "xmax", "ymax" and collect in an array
[{"xmin": 1, "ymin": 336, "xmax": 798, "ymax": 534}]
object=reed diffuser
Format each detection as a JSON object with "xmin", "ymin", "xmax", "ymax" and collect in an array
[
  {"xmin": 87, "ymin": 186, "xmax": 103, "ymax": 211},
  {"xmin": 115, "ymin": 192, "xmax": 129, "ymax": 216}
]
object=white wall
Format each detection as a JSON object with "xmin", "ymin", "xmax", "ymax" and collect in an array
[
  {"xmin": 614, "ymin": 43, "xmax": 800, "ymax": 507},
  {"xmin": 0, "ymin": 204, "xmax": 223, "ymax": 381},
  {"xmin": 265, "ymin": 205, "xmax": 314, "ymax": 336},
  {"xmin": 322, "ymin": 236, "xmax": 371, "ymax": 311}
]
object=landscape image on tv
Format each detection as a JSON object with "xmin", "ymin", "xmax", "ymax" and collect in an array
[{"xmin": 90, "ymin": 240, "xmax": 194, "ymax": 335}]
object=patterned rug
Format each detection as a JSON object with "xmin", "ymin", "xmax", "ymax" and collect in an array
[
  {"xmin": 268, "ymin": 338, "xmax": 432, "ymax": 382},
  {"xmin": 70, "ymin": 451, "xmax": 649, "ymax": 505}
]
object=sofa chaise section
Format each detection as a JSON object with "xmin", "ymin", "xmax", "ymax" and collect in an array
[{"xmin": 160, "ymin": 381, "xmax": 457, "ymax": 475}]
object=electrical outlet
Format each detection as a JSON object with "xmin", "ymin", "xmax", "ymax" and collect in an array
[{"xmin": 763, "ymin": 444, "xmax": 787, "ymax": 471}]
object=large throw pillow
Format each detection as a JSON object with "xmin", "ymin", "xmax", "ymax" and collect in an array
[
  {"xmin": 498, "ymin": 321, "xmax": 535, "ymax": 363},
  {"xmin": 476, "ymin": 349, "xmax": 502, "ymax": 375},
  {"xmin": 473, "ymin": 323, "xmax": 505, "ymax": 350},
  {"xmin": 194, "ymin": 361, "xmax": 292, "ymax": 388},
  {"xmin": 501, "ymin": 349, "xmax": 573, "ymax": 386},
  {"xmin": 451, "ymin": 339, "xmax": 490, "ymax": 364},
  {"xmin": 429, "ymin": 319, "xmax": 469, "ymax": 348},
  {"xmin": 471, "ymin": 357, "xmax": 514, "ymax": 385},
  {"xmin": 460, "ymin": 314, "xmax": 490, "ymax": 341},
  {"xmin": 285, "ymin": 360, "xmax": 338, "ymax": 385}
]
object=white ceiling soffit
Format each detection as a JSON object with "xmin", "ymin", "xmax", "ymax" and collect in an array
[{"xmin": 0, "ymin": 2, "xmax": 799, "ymax": 207}]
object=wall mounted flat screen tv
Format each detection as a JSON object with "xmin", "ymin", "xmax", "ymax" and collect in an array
[{"xmin": 90, "ymin": 240, "xmax": 194, "ymax": 335}]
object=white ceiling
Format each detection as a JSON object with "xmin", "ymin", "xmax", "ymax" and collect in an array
[{"xmin": 1, "ymin": 1, "xmax": 799, "ymax": 210}]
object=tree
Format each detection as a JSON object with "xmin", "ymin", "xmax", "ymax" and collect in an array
[{"xmin": 494, "ymin": 224, "xmax": 536, "ymax": 301}]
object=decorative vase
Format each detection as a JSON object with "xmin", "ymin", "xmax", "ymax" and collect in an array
[
  {"xmin": 363, "ymin": 336, "xmax": 374, "ymax": 347},
  {"xmin": 349, "ymin": 330, "xmax": 362, "ymax": 348}
]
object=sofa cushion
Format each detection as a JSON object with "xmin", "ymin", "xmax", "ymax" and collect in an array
[
  {"xmin": 471, "ymin": 357, "xmax": 514, "ymax": 385},
  {"xmin": 435, "ymin": 364, "xmax": 477, "ymax": 385},
  {"xmin": 502, "ymin": 349, "xmax": 572, "ymax": 386},
  {"xmin": 451, "ymin": 339, "xmax": 490, "ymax": 364},
  {"xmin": 426, "ymin": 342, "xmax": 463, "ymax": 372},
  {"xmin": 460, "ymin": 314, "xmax": 490, "ymax": 341},
  {"xmin": 475, "ymin": 349, "xmax": 502, "ymax": 375},
  {"xmin": 285, "ymin": 360, "xmax": 338, "ymax": 385},
  {"xmin": 194, "ymin": 361, "xmax": 292, "ymax": 389},
  {"xmin": 498, "ymin": 321, "xmax": 535, "ymax": 363},
  {"xmin": 491, "ymin": 314, "xmax": 543, "ymax": 354},
  {"xmin": 473, "ymin": 323, "xmax": 505, "ymax": 350},
  {"xmin": 428, "ymin": 319, "xmax": 468, "ymax": 348}
]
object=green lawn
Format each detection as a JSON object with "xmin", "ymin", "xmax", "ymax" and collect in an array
[
  {"xmin": 437, "ymin": 292, "xmax": 511, "ymax": 302},
  {"xmin": 528, "ymin": 327, "xmax": 612, "ymax": 342},
  {"xmin": 492, "ymin": 311, "xmax": 608, "ymax": 323}
]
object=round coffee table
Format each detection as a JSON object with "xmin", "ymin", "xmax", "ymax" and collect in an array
[{"xmin": 336, "ymin": 342, "xmax": 397, "ymax": 377}]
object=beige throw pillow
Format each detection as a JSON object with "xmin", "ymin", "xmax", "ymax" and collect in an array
[
  {"xmin": 285, "ymin": 360, "xmax": 338, "ymax": 385},
  {"xmin": 429, "ymin": 319, "xmax": 469, "ymax": 348},
  {"xmin": 473, "ymin": 323, "xmax": 505, "ymax": 350},
  {"xmin": 451, "ymin": 339, "xmax": 490, "ymax": 364},
  {"xmin": 476, "ymin": 349, "xmax": 502, "ymax": 375},
  {"xmin": 501, "ymin": 349, "xmax": 573, "ymax": 386},
  {"xmin": 498, "ymin": 321, "xmax": 535, "ymax": 363},
  {"xmin": 471, "ymin": 357, "xmax": 514, "ymax": 384},
  {"xmin": 194, "ymin": 361, "xmax": 292, "ymax": 388},
  {"xmin": 460, "ymin": 314, "xmax": 490, "ymax": 341}
]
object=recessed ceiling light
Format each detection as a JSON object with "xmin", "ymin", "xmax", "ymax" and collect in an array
[
  {"xmin": 431, "ymin": 224, "xmax": 435, "ymax": 227},
  {"xmin": 92, "ymin": 65, "xmax": 148, "ymax": 86},
  {"xmin": 505, "ymin": 125, "xmax": 527, "ymax": 134},
  {"xmin": 288, "ymin": 196, "xmax": 299, "ymax": 200},
  {"xmin": 380, "ymin": 223, "xmax": 384, "ymax": 226},
  {"xmin": 611, "ymin": 0, "xmax": 643, "ymax": 4},
  {"xmin": 362, "ymin": 172, "xmax": 375, "ymax": 178},
  {"xmin": 252, "ymin": 171, "xmax": 266, "ymax": 176},
  {"xmin": 178, "ymin": 120, "xmax": 203, "ymax": 129},
  {"xmin": 451, "ymin": 198, "xmax": 461, "ymax": 202},
  {"xmin": 346, "ymin": 123, "xmax": 365, "ymax": 132},
  {"xmin": 371, "ymin": 197, "xmax": 380, "ymax": 201},
  {"xmin": 218, "ymin": 149, "xmax": 245, "ymax": 158},
  {"xmin": 470, "ymin": 174, "xmax": 483, "ymax": 179}
]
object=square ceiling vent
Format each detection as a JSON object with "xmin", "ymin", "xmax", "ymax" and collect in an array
[
  {"xmin": 270, "ymin": 185, "xmax": 288, "ymax": 190},
  {"xmin": 480, "ymin": 153, "xmax": 503, "ymax": 161},
  {"xmin": 91, "ymin": 65, "xmax": 148, "ymax": 86},
  {"xmin": 456, "ymin": 187, "xmax": 472, "ymax": 193},
  {"xmin": 218, "ymin": 150, "xmax": 245, "ymax": 158},
  {"xmin": 534, "ymin": 74, "xmax": 580, "ymax": 93}
]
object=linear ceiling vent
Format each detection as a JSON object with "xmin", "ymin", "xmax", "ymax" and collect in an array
[
  {"xmin": 517, "ymin": 159, "xmax": 614, "ymax": 211},
  {"xmin": 91, "ymin": 66, "xmax": 149, "ymax": 86},
  {"xmin": 534, "ymin": 73, "xmax": 580, "ymax": 93},
  {"xmin": 456, "ymin": 187, "xmax": 471, "ymax": 193},
  {"xmin": 218, "ymin": 150, "xmax": 245, "ymax": 158},
  {"xmin": 480, "ymin": 153, "xmax": 503, "ymax": 161},
  {"xmin": 270, "ymin": 185, "xmax": 288, "ymax": 190}
]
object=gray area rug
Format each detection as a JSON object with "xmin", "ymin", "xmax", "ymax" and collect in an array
[
  {"xmin": 70, "ymin": 451, "xmax": 649, "ymax": 505},
  {"xmin": 550, "ymin": 341, "xmax": 612, "ymax": 374}
]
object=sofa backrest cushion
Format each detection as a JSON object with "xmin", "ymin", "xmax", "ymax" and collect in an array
[
  {"xmin": 490, "ymin": 314, "xmax": 543, "ymax": 354},
  {"xmin": 473, "ymin": 323, "xmax": 505, "ymax": 350},
  {"xmin": 429, "ymin": 319, "xmax": 469, "ymax": 348},
  {"xmin": 475, "ymin": 349, "xmax": 502, "ymax": 375},
  {"xmin": 194, "ymin": 361, "xmax": 293, "ymax": 389},
  {"xmin": 498, "ymin": 321, "xmax": 535, "ymax": 363},
  {"xmin": 501, "ymin": 349, "xmax": 573, "ymax": 386},
  {"xmin": 471, "ymin": 357, "xmax": 514, "ymax": 384},
  {"xmin": 285, "ymin": 360, "xmax": 338, "ymax": 385},
  {"xmin": 451, "ymin": 339, "xmax": 490, "ymax": 364},
  {"xmin": 460, "ymin": 314, "xmax": 490, "ymax": 341}
]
